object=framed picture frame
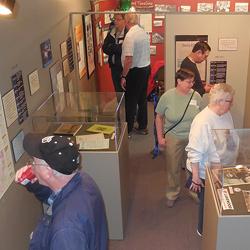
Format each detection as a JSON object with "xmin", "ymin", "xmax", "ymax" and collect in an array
[{"xmin": 83, "ymin": 14, "xmax": 95, "ymax": 79}]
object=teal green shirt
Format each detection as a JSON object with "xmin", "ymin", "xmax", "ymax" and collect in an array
[{"xmin": 156, "ymin": 88, "xmax": 202, "ymax": 139}]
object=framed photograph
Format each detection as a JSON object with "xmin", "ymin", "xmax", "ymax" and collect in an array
[
  {"xmin": 197, "ymin": 3, "xmax": 214, "ymax": 12},
  {"xmin": 83, "ymin": 14, "xmax": 95, "ymax": 78},
  {"xmin": 11, "ymin": 130, "xmax": 25, "ymax": 162},
  {"xmin": 152, "ymin": 32, "xmax": 164, "ymax": 44},
  {"xmin": 28, "ymin": 69, "xmax": 40, "ymax": 95},
  {"xmin": 40, "ymin": 39, "xmax": 53, "ymax": 68},
  {"xmin": 60, "ymin": 41, "xmax": 67, "ymax": 58},
  {"xmin": 235, "ymin": 2, "xmax": 248, "ymax": 12},
  {"xmin": 150, "ymin": 45, "xmax": 156, "ymax": 55}
]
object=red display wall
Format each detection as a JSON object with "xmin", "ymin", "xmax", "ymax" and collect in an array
[{"xmin": 92, "ymin": 0, "xmax": 250, "ymax": 92}]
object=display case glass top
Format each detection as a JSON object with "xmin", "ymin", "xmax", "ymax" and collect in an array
[
  {"xmin": 31, "ymin": 92, "xmax": 126, "ymax": 151},
  {"xmin": 208, "ymin": 129, "xmax": 250, "ymax": 216}
]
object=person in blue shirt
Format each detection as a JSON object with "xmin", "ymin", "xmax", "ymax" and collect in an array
[{"xmin": 15, "ymin": 133, "xmax": 108, "ymax": 250}]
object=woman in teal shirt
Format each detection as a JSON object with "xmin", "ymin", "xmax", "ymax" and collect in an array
[{"xmin": 155, "ymin": 68, "xmax": 202, "ymax": 208}]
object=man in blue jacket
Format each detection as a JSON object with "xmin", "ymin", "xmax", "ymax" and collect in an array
[{"xmin": 15, "ymin": 133, "xmax": 108, "ymax": 250}]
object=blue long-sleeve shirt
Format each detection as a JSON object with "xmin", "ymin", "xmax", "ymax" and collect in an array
[{"xmin": 27, "ymin": 171, "xmax": 108, "ymax": 250}]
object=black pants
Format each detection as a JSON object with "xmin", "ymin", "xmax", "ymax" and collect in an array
[
  {"xmin": 125, "ymin": 66, "xmax": 150, "ymax": 133},
  {"xmin": 111, "ymin": 66, "xmax": 123, "ymax": 92}
]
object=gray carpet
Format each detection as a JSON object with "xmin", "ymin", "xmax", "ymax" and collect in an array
[{"xmin": 109, "ymin": 102, "xmax": 202, "ymax": 250}]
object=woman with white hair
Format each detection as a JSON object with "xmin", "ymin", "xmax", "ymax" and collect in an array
[{"xmin": 186, "ymin": 83, "xmax": 235, "ymax": 236}]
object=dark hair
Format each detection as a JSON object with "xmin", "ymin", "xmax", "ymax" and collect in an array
[
  {"xmin": 192, "ymin": 41, "xmax": 211, "ymax": 53},
  {"xmin": 175, "ymin": 68, "xmax": 194, "ymax": 87}
]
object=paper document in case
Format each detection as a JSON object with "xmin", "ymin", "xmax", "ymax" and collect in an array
[
  {"xmin": 54, "ymin": 123, "xmax": 82, "ymax": 136},
  {"xmin": 87, "ymin": 124, "xmax": 115, "ymax": 135}
]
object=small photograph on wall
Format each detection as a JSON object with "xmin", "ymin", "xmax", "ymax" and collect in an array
[
  {"xmin": 40, "ymin": 39, "xmax": 53, "ymax": 68},
  {"xmin": 215, "ymin": 1, "xmax": 230, "ymax": 12},
  {"xmin": 150, "ymin": 46, "xmax": 156, "ymax": 55},
  {"xmin": 152, "ymin": 32, "xmax": 164, "ymax": 44},
  {"xmin": 197, "ymin": 3, "xmax": 214, "ymax": 12},
  {"xmin": 83, "ymin": 14, "xmax": 95, "ymax": 79},
  {"xmin": 180, "ymin": 5, "xmax": 191, "ymax": 12},
  {"xmin": 235, "ymin": 2, "xmax": 249, "ymax": 12}
]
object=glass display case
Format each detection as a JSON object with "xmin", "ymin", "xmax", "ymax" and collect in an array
[
  {"xmin": 208, "ymin": 129, "xmax": 250, "ymax": 215},
  {"xmin": 31, "ymin": 92, "xmax": 125, "ymax": 151}
]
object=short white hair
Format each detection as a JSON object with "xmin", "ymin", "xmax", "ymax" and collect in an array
[{"xmin": 209, "ymin": 83, "xmax": 235, "ymax": 104}]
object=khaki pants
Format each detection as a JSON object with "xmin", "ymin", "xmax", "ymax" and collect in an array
[{"xmin": 165, "ymin": 133, "xmax": 188, "ymax": 201}]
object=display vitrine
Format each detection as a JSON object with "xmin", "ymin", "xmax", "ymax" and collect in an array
[
  {"xmin": 203, "ymin": 129, "xmax": 250, "ymax": 250},
  {"xmin": 30, "ymin": 92, "xmax": 129, "ymax": 239}
]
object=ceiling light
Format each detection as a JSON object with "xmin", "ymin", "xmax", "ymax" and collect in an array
[{"xmin": 0, "ymin": 0, "xmax": 15, "ymax": 15}]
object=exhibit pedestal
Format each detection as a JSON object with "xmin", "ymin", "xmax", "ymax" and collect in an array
[
  {"xmin": 80, "ymin": 124, "xmax": 129, "ymax": 240},
  {"xmin": 202, "ymin": 168, "xmax": 250, "ymax": 250}
]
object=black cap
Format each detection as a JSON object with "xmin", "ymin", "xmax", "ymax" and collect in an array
[{"xmin": 23, "ymin": 133, "xmax": 80, "ymax": 175}]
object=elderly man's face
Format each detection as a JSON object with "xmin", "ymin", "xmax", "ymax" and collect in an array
[{"xmin": 31, "ymin": 157, "xmax": 50, "ymax": 186}]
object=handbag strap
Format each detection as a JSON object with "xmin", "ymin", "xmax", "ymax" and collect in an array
[{"xmin": 164, "ymin": 90, "xmax": 195, "ymax": 136}]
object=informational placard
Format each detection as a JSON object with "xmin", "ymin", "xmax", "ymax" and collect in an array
[
  {"xmin": 11, "ymin": 71, "xmax": 29, "ymax": 124},
  {"xmin": 0, "ymin": 93, "xmax": 15, "ymax": 199},
  {"xmin": 74, "ymin": 25, "xmax": 86, "ymax": 79},
  {"xmin": 2, "ymin": 89, "xmax": 18, "ymax": 127},
  {"xmin": 218, "ymin": 38, "xmax": 238, "ymax": 51},
  {"xmin": 210, "ymin": 61, "xmax": 227, "ymax": 84},
  {"xmin": 11, "ymin": 130, "xmax": 25, "ymax": 162},
  {"xmin": 66, "ymin": 37, "xmax": 74, "ymax": 73},
  {"xmin": 60, "ymin": 41, "xmax": 67, "ymax": 58},
  {"xmin": 28, "ymin": 69, "xmax": 40, "ymax": 95},
  {"xmin": 50, "ymin": 61, "xmax": 64, "ymax": 93},
  {"xmin": 175, "ymin": 35, "xmax": 208, "ymax": 81}
]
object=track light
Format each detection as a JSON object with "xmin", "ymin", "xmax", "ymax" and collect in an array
[{"xmin": 0, "ymin": 0, "xmax": 15, "ymax": 15}]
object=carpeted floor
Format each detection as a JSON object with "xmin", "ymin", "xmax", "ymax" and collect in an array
[{"xmin": 109, "ymin": 102, "xmax": 202, "ymax": 250}]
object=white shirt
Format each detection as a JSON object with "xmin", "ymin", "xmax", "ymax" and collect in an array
[
  {"xmin": 121, "ymin": 24, "xmax": 150, "ymax": 68},
  {"xmin": 186, "ymin": 106, "xmax": 235, "ymax": 179}
]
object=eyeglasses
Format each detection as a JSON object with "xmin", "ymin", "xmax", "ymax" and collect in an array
[
  {"xmin": 27, "ymin": 160, "xmax": 48, "ymax": 168},
  {"xmin": 224, "ymin": 100, "xmax": 233, "ymax": 103}
]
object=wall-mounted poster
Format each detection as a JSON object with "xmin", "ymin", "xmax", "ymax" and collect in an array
[
  {"xmin": 28, "ymin": 69, "xmax": 40, "ymax": 95},
  {"xmin": 180, "ymin": 5, "xmax": 191, "ymax": 12},
  {"xmin": 175, "ymin": 35, "xmax": 208, "ymax": 81},
  {"xmin": 11, "ymin": 71, "xmax": 29, "ymax": 124},
  {"xmin": 2, "ymin": 89, "xmax": 18, "ymax": 127},
  {"xmin": 40, "ymin": 39, "xmax": 53, "ymax": 68},
  {"xmin": 74, "ymin": 25, "xmax": 87, "ymax": 79},
  {"xmin": 66, "ymin": 37, "xmax": 74, "ymax": 73},
  {"xmin": 83, "ymin": 14, "xmax": 95, "ymax": 79},
  {"xmin": 11, "ymin": 130, "xmax": 25, "ymax": 162},
  {"xmin": 210, "ymin": 61, "xmax": 227, "ymax": 84},
  {"xmin": 0, "ymin": 93, "xmax": 15, "ymax": 199}
]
